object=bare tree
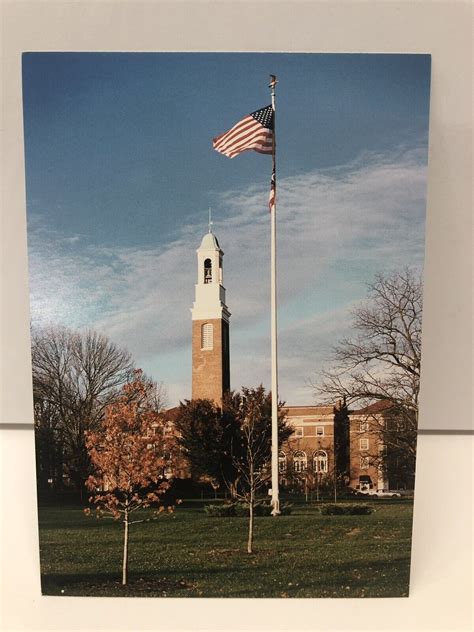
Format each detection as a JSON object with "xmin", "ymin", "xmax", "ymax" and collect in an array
[
  {"xmin": 226, "ymin": 387, "xmax": 292, "ymax": 553},
  {"xmin": 317, "ymin": 269, "xmax": 422, "ymax": 460},
  {"xmin": 31, "ymin": 325, "xmax": 137, "ymax": 493}
]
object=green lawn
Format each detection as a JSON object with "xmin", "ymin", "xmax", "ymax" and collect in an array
[{"xmin": 38, "ymin": 500, "xmax": 413, "ymax": 598}]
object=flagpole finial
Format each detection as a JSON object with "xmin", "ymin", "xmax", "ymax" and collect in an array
[{"xmin": 208, "ymin": 207, "xmax": 213, "ymax": 233}]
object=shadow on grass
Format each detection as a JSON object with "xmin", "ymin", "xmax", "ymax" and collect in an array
[
  {"xmin": 41, "ymin": 572, "xmax": 193, "ymax": 597},
  {"xmin": 40, "ymin": 564, "xmax": 245, "ymax": 597},
  {"xmin": 40, "ymin": 551, "xmax": 411, "ymax": 598}
]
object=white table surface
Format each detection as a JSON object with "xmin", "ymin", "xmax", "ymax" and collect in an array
[{"xmin": 0, "ymin": 429, "xmax": 472, "ymax": 632}]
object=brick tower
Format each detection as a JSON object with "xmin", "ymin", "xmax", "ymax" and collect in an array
[{"xmin": 191, "ymin": 229, "xmax": 230, "ymax": 405}]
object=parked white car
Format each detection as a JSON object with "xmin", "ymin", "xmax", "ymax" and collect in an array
[{"xmin": 357, "ymin": 489, "xmax": 401, "ymax": 498}]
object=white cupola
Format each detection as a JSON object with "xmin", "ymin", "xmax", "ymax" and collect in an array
[{"xmin": 191, "ymin": 230, "xmax": 230, "ymax": 323}]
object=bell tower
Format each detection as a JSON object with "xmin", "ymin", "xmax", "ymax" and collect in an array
[{"xmin": 191, "ymin": 228, "xmax": 230, "ymax": 405}]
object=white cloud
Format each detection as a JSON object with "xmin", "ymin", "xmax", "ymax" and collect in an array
[
  {"xmin": 28, "ymin": 146, "xmax": 428, "ymax": 405},
  {"xmin": 230, "ymin": 302, "xmax": 355, "ymax": 405}
]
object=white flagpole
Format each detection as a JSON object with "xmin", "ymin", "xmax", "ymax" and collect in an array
[{"xmin": 269, "ymin": 75, "xmax": 280, "ymax": 516}]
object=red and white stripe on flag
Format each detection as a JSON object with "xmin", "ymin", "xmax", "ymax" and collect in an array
[
  {"xmin": 212, "ymin": 105, "xmax": 274, "ymax": 159},
  {"xmin": 268, "ymin": 169, "xmax": 276, "ymax": 212}
]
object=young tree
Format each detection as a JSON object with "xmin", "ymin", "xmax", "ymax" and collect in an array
[
  {"xmin": 317, "ymin": 269, "xmax": 422, "ymax": 461},
  {"xmin": 85, "ymin": 371, "xmax": 177, "ymax": 585},
  {"xmin": 225, "ymin": 387, "xmax": 292, "ymax": 553}
]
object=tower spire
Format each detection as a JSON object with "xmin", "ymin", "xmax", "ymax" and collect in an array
[{"xmin": 208, "ymin": 207, "xmax": 213, "ymax": 233}]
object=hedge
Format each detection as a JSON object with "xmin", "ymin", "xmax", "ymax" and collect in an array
[
  {"xmin": 319, "ymin": 503, "xmax": 373, "ymax": 515},
  {"xmin": 204, "ymin": 501, "xmax": 293, "ymax": 517}
]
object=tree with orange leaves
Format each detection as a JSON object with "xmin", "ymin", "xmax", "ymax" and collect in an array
[{"xmin": 85, "ymin": 370, "xmax": 177, "ymax": 585}]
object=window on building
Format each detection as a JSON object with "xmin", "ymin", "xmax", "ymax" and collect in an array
[
  {"xmin": 293, "ymin": 451, "xmax": 307, "ymax": 473},
  {"xmin": 278, "ymin": 451, "xmax": 287, "ymax": 474},
  {"xmin": 360, "ymin": 456, "xmax": 370, "ymax": 470},
  {"xmin": 316, "ymin": 426, "xmax": 324, "ymax": 436},
  {"xmin": 359, "ymin": 420, "xmax": 369, "ymax": 433},
  {"xmin": 294, "ymin": 426, "xmax": 303, "ymax": 437},
  {"xmin": 360, "ymin": 438, "xmax": 369, "ymax": 450},
  {"xmin": 204, "ymin": 258, "xmax": 212, "ymax": 283},
  {"xmin": 201, "ymin": 323, "xmax": 213, "ymax": 350},
  {"xmin": 313, "ymin": 450, "xmax": 328, "ymax": 473}
]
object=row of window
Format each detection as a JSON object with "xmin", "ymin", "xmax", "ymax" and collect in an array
[
  {"xmin": 293, "ymin": 427, "xmax": 370, "ymax": 452},
  {"xmin": 293, "ymin": 421, "xmax": 372, "ymax": 434},
  {"xmin": 279, "ymin": 450, "xmax": 328, "ymax": 474},
  {"xmin": 293, "ymin": 426, "xmax": 325, "ymax": 437},
  {"xmin": 279, "ymin": 451, "xmax": 372, "ymax": 473}
]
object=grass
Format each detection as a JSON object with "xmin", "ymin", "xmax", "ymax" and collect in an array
[{"xmin": 38, "ymin": 499, "xmax": 413, "ymax": 598}]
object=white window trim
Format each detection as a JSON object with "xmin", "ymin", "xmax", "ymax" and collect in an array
[
  {"xmin": 313, "ymin": 450, "xmax": 328, "ymax": 473},
  {"xmin": 360, "ymin": 438, "xmax": 369, "ymax": 450},
  {"xmin": 293, "ymin": 451, "xmax": 307, "ymax": 472},
  {"xmin": 278, "ymin": 451, "xmax": 287, "ymax": 473}
]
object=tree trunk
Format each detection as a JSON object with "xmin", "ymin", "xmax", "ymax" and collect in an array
[
  {"xmin": 247, "ymin": 491, "xmax": 254, "ymax": 554},
  {"xmin": 122, "ymin": 512, "xmax": 129, "ymax": 585}
]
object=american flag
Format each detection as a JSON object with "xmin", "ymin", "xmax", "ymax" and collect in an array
[
  {"xmin": 212, "ymin": 105, "xmax": 274, "ymax": 158},
  {"xmin": 268, "ymin": 168, "xmax": 276, "ymax": 212}
]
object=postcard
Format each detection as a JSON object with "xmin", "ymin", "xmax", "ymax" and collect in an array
[{"xmin": 23, "ymin": 52, "xmax": 431, "ymax": 597}]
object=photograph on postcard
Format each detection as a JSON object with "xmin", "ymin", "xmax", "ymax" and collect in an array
[{"xmin": 22, "ymin": 52, "xmax": 431, "ymax": 597}]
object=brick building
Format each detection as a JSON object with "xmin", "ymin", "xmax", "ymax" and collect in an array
[
  {"xmin": 280, "ymin": 403, "xmax": 348, "ymax": 486},
  {"xmin": 348, "ymin": 400, "xmax": 415, "ymax": 491},
  {"xmin": 281, "ymin": 401, "xmax": 413, "ymax": 492}
]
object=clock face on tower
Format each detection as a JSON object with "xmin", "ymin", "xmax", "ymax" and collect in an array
[{"xmin": 191, "ymin": 231, "xmax": 230, "ymax": 405}]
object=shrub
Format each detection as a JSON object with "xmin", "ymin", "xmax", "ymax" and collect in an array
[
  {"xmin": 233, "ymin": 501, "xmax": 267, "ymax": 516},
  {"xmin": 319, "ymin": 503, "xmax": 373, "ymax": 515},
  {"xmin": 204, "ymin": 502, "xmax": 236, "ymax": 517},
  {"xmin": 204, "ymin": 501, "xmax": 293, "ymax": 517}
]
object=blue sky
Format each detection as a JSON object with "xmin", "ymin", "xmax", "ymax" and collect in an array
[{"xmin": 23, "ymin": 53, "xmax": 431, "ymax": 405}]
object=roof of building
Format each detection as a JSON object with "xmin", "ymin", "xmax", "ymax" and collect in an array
[
  {"xmin": 350, "ymin": 400, "xmax": 395, "ymax": 416},
  {"xmin": 160, "ymin": 406, "xmax": 181, "ymax": 421},
  {"xmin": 284, "ymin": 405, "xmax": 336, "ymax": 417},
  {"xmin": 199, "ymin": 232, "xmax": 220, "ymax": 250}
]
